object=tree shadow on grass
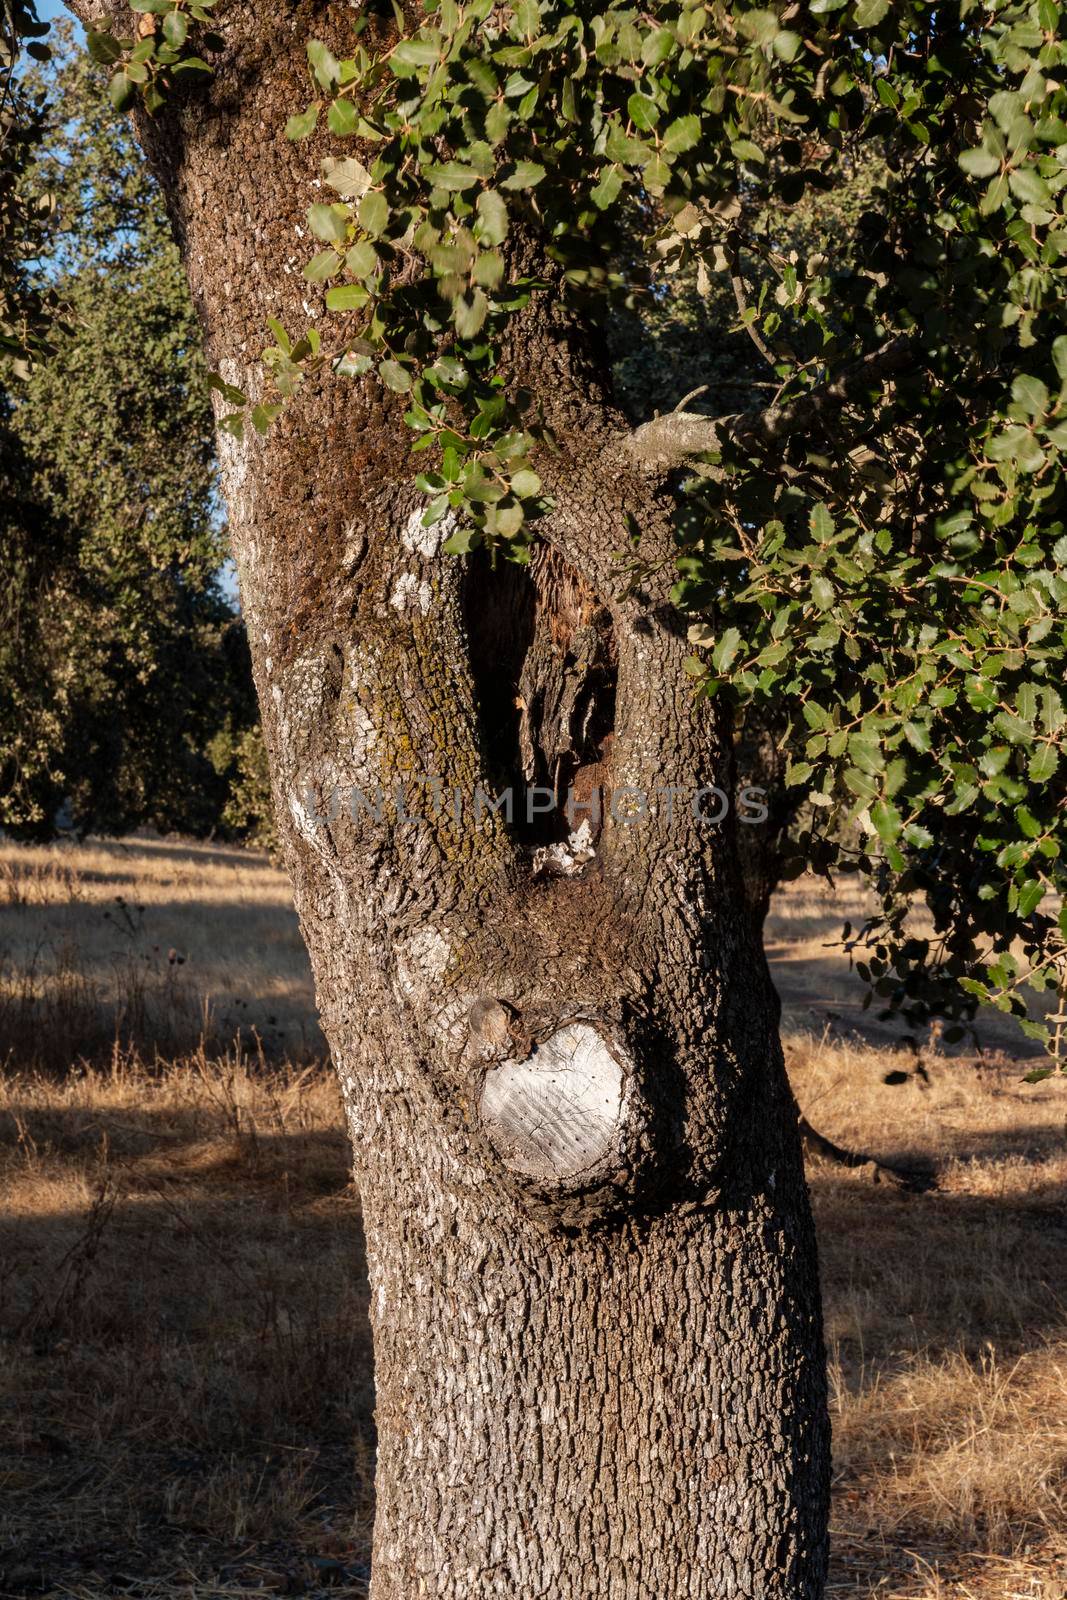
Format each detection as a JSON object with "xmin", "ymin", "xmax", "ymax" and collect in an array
[
  {"xmin": 768, "ymin": 943, "xmax": 1052, "ymax": 1060},
  {"xmin": 1, "ymin": 1082, "xmax": 1065, "ymax": 1598},
  {"xmin": 812, "ymin": 1125, "xmax": 1067, "ymax": 1595},
  {"xmin": 0, "ymin": 1094, "xmax": 373, "ymax": 1599}
]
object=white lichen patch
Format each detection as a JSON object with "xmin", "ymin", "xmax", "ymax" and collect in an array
[
  {"xmin": 393, "ymin": 926, "xmax": 473, "ymax": 1050},
  {"xmin": 390, "ymin": 572, "xmax": 433, "ymax": 614},
  {"xmin": 479, "ymin": 1022, "xmax": 628, "ymax": 1185},
  {"xmin": 342, "ymin": 519, "xmax": 367, "ymax": 573},
  {"xmin": 211, "ymin": 357, "xmax": 256, "ymax": 504},
  {"xmin": 401, "ymin": 506, "xmax": 454, "ymax": 559},
  {"xmin": 289, "ymin": 785, "xmax": 328, "ymax": 848},
  {"xmin": 531, "ymin": 820, "xmax": 597, "ymax": 878},
  {"xmin": 345, "ymin": 700, "xmax": 379, "ymax": 786},
  {"xmin": 395, "ymin": 925, "xmax": 452, "ymax": 1001}
]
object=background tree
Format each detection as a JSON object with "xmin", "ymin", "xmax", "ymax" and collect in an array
[
  {"xmin": 0, "ymin": 0, "xmax": 55, "ymax": 372},
  {"xmin": 1, "ymin": 24, "xmax": 259, "ymax": 836}
]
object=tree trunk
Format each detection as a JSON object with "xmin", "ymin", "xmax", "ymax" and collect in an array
[{"xmin": 68, "ymin": 4, "xmax": 830, "ymax": 1592}]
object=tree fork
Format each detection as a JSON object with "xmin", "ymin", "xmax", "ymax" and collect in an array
[{"xmin": 63, "ymin": 3, "xmax": 832, "ymax": 1593}]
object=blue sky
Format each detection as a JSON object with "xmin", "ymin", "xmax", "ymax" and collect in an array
[{"xmin": 36, "ymin": 0, "xmax": 82, "ymax": 38}]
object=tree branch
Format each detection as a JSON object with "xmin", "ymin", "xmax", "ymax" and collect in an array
[
  {"xmin": 799, "ymin": 1116, "xmax": 935, "ymax": 1193},
  {"xmin": 60, "ymin": 0, "xmax": 127, "ymax": 29},
  {"xmin": 726, "ymin": 230, "xmax": 778, "ymax": 371},
  {"xmin": 626, "ymin": 335, "xmax": 914, "ymax": 471}
]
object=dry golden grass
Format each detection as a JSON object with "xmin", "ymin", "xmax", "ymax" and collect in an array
[
  {"xmin": 0, "ymin": 1049, "xmax": 372, "ymax": 1599},
  {"xmin": 788, "ymin": 1028, "xmax": 1067, "ymax": 1598},
  {"xmin": 0, "ymin": 836, "xmax": 323, "ymax": 1070},
  {"xmin": 0, "ymin": 841, "xmax": 1064, "ymax": 1599}
]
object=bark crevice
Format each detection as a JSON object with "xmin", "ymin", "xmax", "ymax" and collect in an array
[{"xmin": 463, "ymin": 542, "xmax": 618, "ymax": 853}]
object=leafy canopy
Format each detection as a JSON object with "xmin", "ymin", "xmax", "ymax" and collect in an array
[
  {"xmin": 87, "ymin": 1, "xmax": 1067, "ymax": 1069},
  {"xmin": 0, "ymin": 1, "xmax": 59, "ymax": 371},
  {"xmin": 1, "ymin": 26, "xmax": 257, "ymax": 838}
]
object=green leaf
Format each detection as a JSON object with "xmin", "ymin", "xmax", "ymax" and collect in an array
[
  {"xmin": 307, "ymin": 38, "xmax": 340, "ymax": 91},
  {"xmin": 485, "ymin": 100, "xmax": 511, "ymax": 144},
  {"xmin": 454, "ymin": 290, "xmax": 489, "ymax": 338},
  {"xmin": 870, "ymin": 798, "xmax": 902, "ymax": 843},
  {"xmin": 1012, "ymin": 374, "xmax": 1049, "ymax": 417},
  {"xmin": 711, "ymin": 627, "xmax": 741, "ymax": 673},
  {"xmin": 731, "ymin": 138, "xmax": 764, "ymax": 164},
  {"xmin": 308, "ymin": 203, "xmax": 350, "ymax": 243},
  {"xmin": 162, "ymin": 11, "xmax": 188, "ymax": 48},
  {"xmin": 266, "ymin": 317, "xmax": 291, "ymax": 353},
  {"xmin": 207, "ymin": 373, "xmax": 248, "ymax": 407},
  {"xmin": 642, "ymin": 28, "xmax": 674, "ymax": 66},
  {"xmin": 337, "ymin": 350, "xmax": 374, "ymax": 378},
  {"xmin": 327, "ymin": 97, "xmax": 360, "ymax": 137},
  {"xmin": 591, "ymin": 165, "xmax": 623, "ymax": 210},
  {"xmin": 286, "ymin": 103, "xmax": 321, "ymax": 141},
  {"xmin": 509, "ymin": 467, "xmax": 541, "ymax": 499},
  {"xmin": 443, "ymin": 525, "xmax": 479, "ymax": 555},
  {"xmin": 628, "ymin": 91, "xmax": 659, "ymax": 131},
  {"xmin": 473, "ymin": 250, "xmax": 504, "ymax": 289},
  {"xmin": 959, "ymin": 147, "xmax": 1000, "ymax": 177},
  {"xmin": 811, "ymin": 574, "xmax": 835, "ymax": 610},
  {"xmin": 809, "ymin": 503, "xmax": 835, "ymax": 540},
  {"xmin": 475, "ymin": 190, "xmax": 509, "ymax": 245},
  {"xmin": 1017, "ymin": 879, "xmax": 1046, "ymax": 916},
  {"xmin": 379, "ymin": 360, "xmax": 413, "ymax": 393},
  {"xmin": 423, "ymin": 494, "xmax": 453, "ymax": 527},
  {"xmin": 429, "ymin": 356, "xmax": 468, "ymax": 391},
  {"xmin": 359, "ymin": 191, "xmax": 389, "ymax": 237},
  {"xmin": 1053, "ymin": 336, "xmax": 1067, "ymax": 383},
  {"xmin": 345, "ymin": 240, "xmax": 378, "ymax": 278},
  {"xmin": 736, "ymin": 7, "xmax": 780, "ymax": 44},
  {"xmin": 663, "ymin": 115, "xmax": 701, "ymax": 154},
  {"xmin": 304, "ymin": 250, "xmax": 341, "ymax": 281},
  {"xmin": 251, "ymin": 403, "xmax": 282, "ymax": 435},
  {"xmin": 392, "ymin": 37, "xmax": 441, "ymax": 67},
  {"xmin": 108, "ymin": 72, "xmax": 138, "ymax": 112},
  {"xmin": 87, "ymin": 29, "xmax": 124, "ymax": 64},
  {"xmin": 501, "ymin": 160, "xmax": 546, "ymax": 189},
  {"xmin": 425, "ymin": 162, "xmax": 481, "ymax": 191},
  {"xmin": 325, "ymin": 284, "xmax": 370, "ymax": 311},
  {"xmin": 1008, "ymin": 166, "xmax": 1051, "ymax": 205},
  {"xmin": 492, "ymin": 503, "xmax": 525, "ymax": 539},
  {"xmin": 1029, "ymin": 745, "xmax": 1059, "ymax": 781}
]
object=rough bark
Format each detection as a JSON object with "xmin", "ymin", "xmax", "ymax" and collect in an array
[{"xmin": 66, "ymin": 4, "xmax": 831, "ymax": 1593}]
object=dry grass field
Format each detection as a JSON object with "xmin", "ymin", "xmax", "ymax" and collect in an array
[{"xmin": 0, "ymin": 838, "xmax": 1064, "ymax": 1600}]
